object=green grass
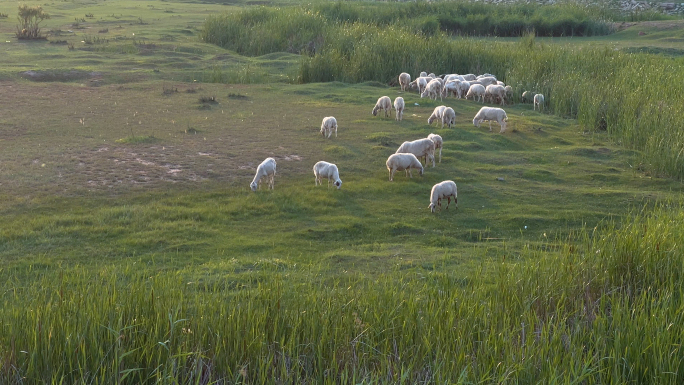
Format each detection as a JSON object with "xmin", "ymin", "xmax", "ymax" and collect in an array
[{"xmin": 1, "ymin": 0, "xmax": 684, "ymax": 382}]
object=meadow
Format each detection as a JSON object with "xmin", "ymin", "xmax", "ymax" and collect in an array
[{"xmin": 0, "ymin": 0, "xmax": 683, "ymax": 383}]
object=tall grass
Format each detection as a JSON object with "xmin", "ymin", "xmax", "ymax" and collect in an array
[{"xmin": 1, "ymin": 205, "xmax": 683, "ymax": 383}]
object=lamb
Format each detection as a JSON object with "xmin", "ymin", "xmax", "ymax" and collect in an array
[
  {"xmin": 320, "ymin": 116, "xmax": 338, "ymax": 138},
  {"xmin": 398, "ymin": 72, "xmax": 411, "ymax": 91},
  {"xmin": 421, "ymin": 79, "xmax": 443, "ymax": 101},
  {"xmin": 466, "ymin": 84, "xmax": 486, "ymax": 103},
  {"xmin": 441, "ymin": 107, "xmax": 456, "ymax": 128},
  {"xmin": 428, "ymin": 180, "xmax": 458, "ymax": 213},
  {"xmin": 427, "ymin": 105, "xmax": 446, "ymax": 125},
  {"xmin": 396, "ymin": 138, "xmax": 436, "ymax": 168},
  {"xmin": 386, "ymin": 153, "xmax": 424, "ymax": 181},
  {"xmin": 313, "ymin": 161, "xmax": 342, "ymax": 189},
  {"xmin": 485, "ymin": 84, "xmax": 506, "ymax": 106},
  {"xmin": 250, "ymin": 157, "xmax": 277, "ymax": 191},
  {"xmin": 472, "ymin": 106, "xmax": 508, "ymax": 133},
  {"xmin": 372, "ymin": 96, "xmax": 392, "ymax": 117},
  {"xmin": 393, "ymin": 97, "xmax": 405, "ymax": 121},
  {"xmin": 419, "ymin": 71, "xmax": 428, "ymax": 78},
  {"xmin": 444, "ymin": 74, "xmax": 465, "ymax": 83},
  {"xmin": 534, "ymin": 93, "xmax": 545, "ymax": 111},
  {"xmin": 427, "ymin": 133, "xmax": 443, "ymax": 163},
  {"xmin": 427, "ymin": 72, "xmax": 436, "ymax": 79}
]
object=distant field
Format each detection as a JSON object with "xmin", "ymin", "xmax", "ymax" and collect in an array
[{"xmin": 1, "ymin": 0, "xmax": 683, "ymax": 383}]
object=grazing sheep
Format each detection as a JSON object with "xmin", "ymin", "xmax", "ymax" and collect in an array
[
  {"xmin": 534, "ymin": 93, "xmax": 545, "ymax": 111},
  {"xmin": 372, "ymin": 96, "xmax": 392, "ymax": 117},
  {"xmin": 476, "ymin": 76, "xmax": 498, "ymax": 87},
  {"xmin": 472, "ymin": 106, "xmax": 508, "ymax": 133},
  {"xmin": 396, "ymin": 138, "xmax": 436, "ymax": 168},
  {"xmin": 427, "ymin": 133, "xmax": 443, "ymax": 163},
  {"xmin": 443, "ymin": 81, "xmax": 459, "ymax": 98},
  {"xmin": 444, "ymin": 74, "xmax": 465, "ymax": 83},
  {"xmin": 462, "ymin": 74, "xmax": 477, "ymax": 81},
  {"xmin": 428, "ymin": 72, "xmax": 436, "ymax": 79},
  {"xmin": 496, "ymin": 81, "xmax": 506, "ymax": 86},
  {"xmin": 320, "ymin": 116, "xmax": 338, "ymax": 139},
  {"xmin": 477, "ymin": 73, "xmax": 496, "ymax": 80},
  {"xmin": 522, "ymin": 91, "xmax": 533, "ymax": 103},
  {"xmin": 409, "ymin": 76, "xmax": 430, "ymax": 94},
  {"xmin": 428, "ymin": 180, "xmax": 458, "ymax": 213},
  {"xmin": 398, "ymin": 72, "xmax": 411, "ymax": 91},
  {"xmin": 313, "ymin": 161, "xmax": 342, "ymax": 189},
  {"xmin": 419, "ymin": 71, "xmax": 428, "ymax": 78},
  {"xmin": 504, "ymin": 85, "xmax": 513, "ymax": 103},
  {"xmin": 427, "ymin": 105, "xmax": 447, "ymax": 125},
  {"xmin": 421, "ymin": 79, "xmax": 443, "ymax": 101},
  {"xmin": 466, "ymin": 84, "xmax": 486, "ymax": 103},
  {"xmin": 442, "ymin": 107, "xmax": 456, "ymax": 128},
  {"xmin": 250, "ymin": 157, "xmax": 277, "ymax": 191},
  {"xmin": 485, "ymin": 84, "xmax": 506, "ymax": 106},
  {"xmin": 457, "ymin": 81, "xmax": 471, "ymax": 99},
  {"xmin": 394, "ymin": 97, "xmax": 405, "ymax": 121},
  {"xmin": 386, "ymin": 153, "xmax": 424, "ymax": 181}
]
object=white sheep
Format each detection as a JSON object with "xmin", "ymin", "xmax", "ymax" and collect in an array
[
  {"xmin": 466, "ymin": 84, "xmax": 486, "ymax": 103},
  {"xmin": 372, "ymin": 96, "xmax": 392, "ymax": 117},
  {"xmin": 409, "ymin": 76, "xmax": 430, "ymax": 94},
  {"xmin": 386, "ymin": 153, "xmax": 424, "ymax": 181},
  {"xmin": 477, "ymin": 73, "xmax": 496, "ymax": 80},
  {"xmin": 457, "ymin": 81, "xmax": 471, "ymax": 99},
  {"xmin": 250, "ymin": 157, "xmax": 276, "ymax": 191},
  {"xmin": 462, "ymin": 74, "xmax": 477, "ymax": 81},
  {"xmin": 427, "ymin": 105, "xmax": 446, "ymax": 125},
  {"xmin": 496, "ymin": 81, "xmax": 506, "ymax": 86},
  {"xmin": 320, "ymin": 116, "xmax": 338, "ymax": 138},
  {"xmin": 421, "ymin": 79, "xmax": 443, "ymax": 101},
  {"xmin": 313, "ymin": 161, "xmax": 342, "ymax": 189},
  {"xmin": 443, "ymin": 81, "xmax": 460, "ymax": 98},
  {"xmin": 472, "ymin": 106, "xmax": 508, "ymax": 133},
  {"xmin": 427, "ymin": 133, "xmax": 443, "ymax": 163},
  {"xmin": 428, "ymin": 72, "xmax": 436, "ymax": 79},
  {"xmin": 428, "ymin": 180, "xmax": 458, "ymax": 213},
  {"xmin": 504, "ymin": 85, "xmax": 513, "ymax": 102},
  {"xmin": 394, "ymin": 97, "xmax": 405, "ymax": 121},
  {"xmin": 419, "ymin": 71, "xmax": 428, "ymax": 78},
  {"xmin": 442, "ymin": 107, "xmax": 456, "ymax": 129},
  {"xmin": 476, "ymin": 76, "xmax": 498, "ymax": 87},
  {"xmin": 534, "ymin": 93, "xmax": 545, "ymax": 111},
  {"xmin": 396, "ymin": 138, "xmax": 436, "ymax": 168},
  {"xmin": 445, "ymin": 74, "xmax": 466, "ymax": 83},
  {"xmin": 485, "ymin": 84, "xmax": 506, "ymax": 106},
  {"xmin": 398, "ymin": 72, "xmax": 411, "ymax": 91}
]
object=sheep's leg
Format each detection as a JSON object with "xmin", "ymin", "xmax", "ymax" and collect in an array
[
  {"xmin": 439, "ymin": 148, "xmax": 442, "ymax": 163},
  {"xmin": 489, "ymin": 121, "xmax": 493, "ymax": 132},
  {"xmin": 335, "ymin": 127, "xmax": 337, "ymax": 138},
  {"xmin": 408, "ymin": 169, "xmax": 412, "ymax": 178},
  {"xmin": 390, "ymin": 168, "xmax": 395, "ymax": 182},
  {"xmin": 446, "ymin": 196, "xmax": 451, "ymax": 209}
]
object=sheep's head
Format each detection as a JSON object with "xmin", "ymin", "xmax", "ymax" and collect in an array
[
  {"xmin": 419, "ymin": 167, "xmax": 424, "ymax": 176},
  {"xmin": 473, "ymin": 118, "xmax": 480, "ymax": 127},
  {"xmin": 250, "ymin": 181, "xmax": 258, "ymax": 192},
  {"xmin": 372, "ymin": 107, "xmax": 378, "ymax": 116},
  {"xmin": 335, "ymin": 180, "xmax": 342, "ymax": 189},
  {"xmin": 428, "ymin": 202, "xmax": 436, "ymax": 213}
]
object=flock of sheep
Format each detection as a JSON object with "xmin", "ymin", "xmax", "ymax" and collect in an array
[{"xmin": 250, "ymin": 71, "xmax": 545, "ymax": 213}]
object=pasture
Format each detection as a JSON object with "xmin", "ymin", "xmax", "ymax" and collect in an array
[{"xmin": 1, "ymin": 0, "xmax": 683, "ymax": 383}]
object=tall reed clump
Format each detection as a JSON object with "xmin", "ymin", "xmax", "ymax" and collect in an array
[{"xmin": 1, "ymin": 205, "xmax": 683, "ymax": 383}]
